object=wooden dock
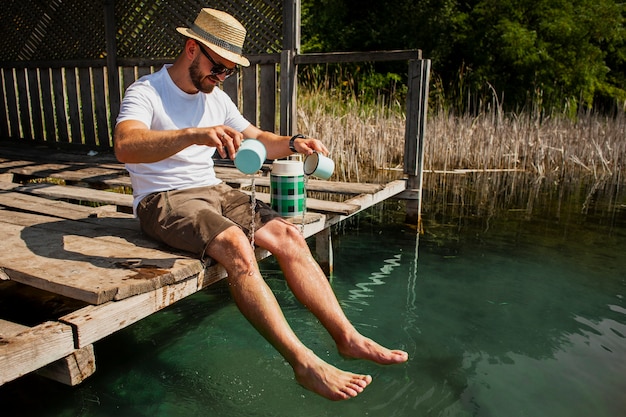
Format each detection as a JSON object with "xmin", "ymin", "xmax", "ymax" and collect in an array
[{"xmin": 0, "ymin": 144, "xmax": 408, "ymax": 387}]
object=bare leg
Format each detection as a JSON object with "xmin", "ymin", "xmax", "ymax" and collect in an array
[
  {"xmin": 254, "ymin": 219, "xmax": 409, "ymax": 365},
  {"xmin": 206, "ymin": 225, "xmax": 372, "ymax": 400}
]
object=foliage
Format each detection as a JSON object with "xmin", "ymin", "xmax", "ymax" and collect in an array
[
  {"xmin": 301, "ymin": 0, "xmax": 626, "ymax": 113},
  {"xmin": 299, "ymin": 62, "xmax": 406, "ymax": 107}
]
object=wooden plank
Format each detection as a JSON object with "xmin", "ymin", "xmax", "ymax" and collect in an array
[
  {"xmin": 222, "ymin": 72, "xmax": 238, "ymax": 104},
  {"xmin": 60, "ymin": 276, "xmax": 200, "ymax": 347},
  {"xmin": 325, "ymin": 179, "xmax": 407, "ymax": 227},
  {"xmin": 27, "ymin": 68, "xmax": 44, "ymax": 141},
  {"xmin": 0, "ymin": 159, "xmax": 37, "ymax": 171},
  {"xmin": 0, "ymin": 321, "xmax": 75, "ymax": 386},
  {"xmin": 52, "ymin": 67, "xmax": 69, "ymax": 143},
  {"xmin": 403, "ymin": 59, "xmax": 430, "ymax": 225},
  {"xmin": 7, "ymin": 162, "xmax": 129, "ymax": 186},
  {"xmin": 79, "ymin": 67, "xmax": 96, "ymax": 146},
  {"xmin": 65, "ymin": 68, "xmax": 82, "ymax": 145},
  {"xmin": 0, "ymin": 69, "xmax": 10, "ymax": 139},
  {"xmin": 0, "ymin": 187, "xmax": 113, "ymax": 220},
  {"xmin": 36, "ymin": 344, "xmax": 96, "ymax": 386},
  {"xmin": 403, "ymin": 59, "xmax": 430, "ymax": 176},
  {"xmin": 228, "ymin": 176, "xmax": 384, "ymax": 195},
  {"xmin": 15, "ymin": 68, "xmax": 33, "ymax": 141},
  {"xmin": 259, "ymin": 63, "xmax": 276, "ymax": 131},
  {"xmin": 136, "ymin": 66, "xmax": 152, "ymax": 78},
  {"xmin": 279, "ymin": 49, "xmax": 296, "ymax": 135},
  {"xmin": 92, "ymin": 68, "xmax": 110, "ymax": 148},
  {"xmin": 0, "ymin": 319, "xmax": 29, "ymax": 338},
  {"xmin": 245, "ymin": 191, "xmax": 360, "ymax": 215},
  {"xmin": 0, "ymin": 210, "xmax": 203, "ymax": 304},
  {"xmin": 242, "ymin": 65, "xmax": 257, "ymax": 125},
  {"xmin": 0, "ymin": 197, "xmax": 140, "ymax": 235},
  {"xmin": 295, "ymin": 50, "xmax": 421, "ymax": 65},
  {"xmin": 39, "ymin": 68, "xmax": 57, "ymax": 143},
  {"xmin": 4, "ymin": 68, "xmax": 19, "ymax": 139},
  {"xmin": 122, "ymin": 66, "xmax": 136, "ymax": 91},
  {"xmin": 12, "ymin": 182, "xmax": 133, "ymax": 208},
  {"xmin": 315, "ymin": 228, "xmax": 333, "ymax": 274},
  {"xmin": 0, "ymin": 144, "xmax": 118, "ymax": 165}
]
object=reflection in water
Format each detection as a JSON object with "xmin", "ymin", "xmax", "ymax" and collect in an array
[{"xmin": 343, "ymin": 253, "xmax": 402, "ymax": 307}]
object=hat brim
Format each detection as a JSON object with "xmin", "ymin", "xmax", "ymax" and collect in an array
[{"xmin": 177, "ymin": 27, "xmax": 250, "ymax": 67}]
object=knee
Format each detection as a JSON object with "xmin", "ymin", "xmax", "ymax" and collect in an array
[
  {"xmin": 206, "ymin": 226, "xmax": 256, "ymax": 269},
  {"xmin": 270, "ymin": 222, "xmax": 309, "ymax": 258}
]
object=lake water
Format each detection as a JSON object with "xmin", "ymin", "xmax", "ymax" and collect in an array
[{"xmin": 1, "ymin": 179, "xmax": 625, "ymax": 417}]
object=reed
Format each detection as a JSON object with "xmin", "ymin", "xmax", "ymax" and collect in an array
[
  {"xmin": 297, "ymin": 87, "xmax": 407, "ymax": 183},
  {"xmin": 297, "ymin": 85, "xmax": 626, "ymax": 216}
]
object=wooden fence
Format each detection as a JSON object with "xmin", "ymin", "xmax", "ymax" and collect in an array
[{"xmin": 0, "ymin": 51, "xmax": 429, "ymax": 154}]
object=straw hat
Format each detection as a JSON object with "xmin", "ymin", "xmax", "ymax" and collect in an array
[{"xmin": 177, "ymin": 8, "xmax": 250, "ymax": 67}]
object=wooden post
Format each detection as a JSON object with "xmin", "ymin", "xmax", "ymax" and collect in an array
[
  {"xmin": 36, "ymin": 345, "xmax": 96, "ymax": 386},
  {"xmin": 280, "ymin": 0, "xmax": 300, "ymax": 135},
  {"xmin": 403, "ymin": 59, "xmax": 431, "ymax": 227},
  {"xmin": 315, "ymin": 227, "xmax": 334, "ymax": 276},
  {"xmin": 103, "ymin": 0, "xmax": 120, "ymax": 146}
]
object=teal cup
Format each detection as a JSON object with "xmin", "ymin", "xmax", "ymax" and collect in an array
[
  {"xmin": 304, "ymin": 152, "xmax": 334, "ymax": 180},
  {"xmin": 234, "ymin": 139, "xmax": 267, "ymax": 174}
]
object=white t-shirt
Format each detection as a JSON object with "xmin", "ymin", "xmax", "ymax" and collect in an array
[{"xmin": 116, "ymin": 65, "xmax": 251, "ymax": 212}]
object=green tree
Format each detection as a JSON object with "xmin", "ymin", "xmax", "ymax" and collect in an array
[
  {"xmin": 301, "ymin": 0, "xmax": 626, "ymax": 112},
  {"xmin": 460, "ymin": 0, "xmax": 625, "ymax": 112}
]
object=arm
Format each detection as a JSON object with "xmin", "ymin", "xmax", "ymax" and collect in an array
[
  {"xmin": 114, "ymin": 120, "xmax": 243, "ymax": 163},
  {"xmin": 241, "ymin": 125, "xmax": 329, "ymax": 160}
]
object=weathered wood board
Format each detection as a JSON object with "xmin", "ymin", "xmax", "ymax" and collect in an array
[
  {"xmin": 0, "ymin": 185, "xmax": 127, "ymax": 219},
  {"xmin": 61, "ymin": 276, "xmax": 200, "ymax": 348},
  {"xmin": 0, "ymin": 321, "xmax": 75, "ymax": 385},
  {"xmin": 247, "ymin": 191, "xmax": 361, "ymax": 214},
  {"xmin": 10, "ymin": 182, "xmax": 133, "ymax": 208},
  {"xmin": 36, "ymin": 344, "xmax": 96, "ymax": 386},
  {"xmin": 0, "ymin": 208, "xmax": 203, "ymax": 305}
]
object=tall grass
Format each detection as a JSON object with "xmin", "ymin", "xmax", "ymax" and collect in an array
[
  {"xmin": 297, "ymin": 86, "xmax": 406, "ymax": 183},
  {"xmin": 297, "ymin": 84, "xmax": 626, "ymax": 216}
]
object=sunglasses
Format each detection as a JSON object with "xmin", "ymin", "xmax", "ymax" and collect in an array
[{"xmin": 196, "ymin": 42, "xmax": 237, "ymax": 78}]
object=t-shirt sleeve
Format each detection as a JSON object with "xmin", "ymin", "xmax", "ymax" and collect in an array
[
  {"xmin": 116, "ymin": 82, "xmax": 155, "ymax": 128},
  {"xmin": 218, "ymin": 89, "xmax": 252, "ymax": 132}
]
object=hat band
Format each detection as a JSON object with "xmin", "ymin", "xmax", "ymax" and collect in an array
[{"xmin": 191, "ymin": 23, "xmax": 243, "ymax": 55}]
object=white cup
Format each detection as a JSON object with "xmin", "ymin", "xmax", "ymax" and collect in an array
[
  {"xmin": 304, "ymin": 152, "xmax": 334, "ymax": 180},
  {"xmin": 234, "ymin": 139, "xmax": 267, "ymax": 174}
]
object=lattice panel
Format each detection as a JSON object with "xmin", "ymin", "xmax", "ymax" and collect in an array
[
  {"xmin": 1, "ymin": 0, "xmax": 106, "ymax": 61},
  {"xmin": 115, "ymin": 0, "xmax": 283, "ymax": 58},
  {"xmin": 1, "ymin": 0, "xmax": 283, "ymax": 62}
]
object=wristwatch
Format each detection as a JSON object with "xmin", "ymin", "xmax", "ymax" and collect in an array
[{"xmin": 289, "ymin": 134, "xmax": 306, "ymax": 153}]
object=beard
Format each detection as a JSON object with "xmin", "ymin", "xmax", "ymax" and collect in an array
[{"xmin": 189, "ymin": 56, "xmax": 216, "ymax": 94}]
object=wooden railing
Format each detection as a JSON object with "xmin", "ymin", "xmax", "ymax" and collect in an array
[
  {"xmin": 0, "ymin": 53, "xmax": 282, "ymax": 150},
  {"xmin": 1, "ymin": 52, "xmax": 427, "ymax": 146},
  {"xmin": 0, "ymin": 51, "xmax": 430, "ymax": 221}
]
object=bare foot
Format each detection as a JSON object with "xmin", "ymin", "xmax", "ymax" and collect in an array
[
  {"xmin": 338, "ymin": 334, "xmax": 409, "ymax": 365},
  {"xmin": 293, "ymin": 351, "xmax": 372, "ymax": 401}
]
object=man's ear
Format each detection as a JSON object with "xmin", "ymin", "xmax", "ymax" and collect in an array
[{"xmin": 184, "ymin": 38, "xmax": 198, "ymax": 60}]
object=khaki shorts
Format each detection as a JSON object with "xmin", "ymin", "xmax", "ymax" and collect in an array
[{"xmin": 136, "ymin": 183, "xmax": 280, "ymax": 260}]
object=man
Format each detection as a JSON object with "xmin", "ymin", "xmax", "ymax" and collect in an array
[{"xmin": 114, "ymin": 8, "xmax": 408, "ymax": 401}]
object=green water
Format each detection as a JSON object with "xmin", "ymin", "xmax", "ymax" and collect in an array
[{"xmin": 1, "ymin": 194, "xmax": 625, "ymax": 417}]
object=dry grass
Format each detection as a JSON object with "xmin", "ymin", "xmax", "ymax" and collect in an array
[
  {"xmin": 299, "ymin": 87, "xmax": 626, "ymax": 183},
  {"xmin": 297, "ymin": 88, "xmax": 406, "ymax": 183},
  {"xmin": 426, "ymin": 110, "xmax": 626, "ymax": 184},
  {"xmin": 298, "ymin": 87, "xmax": 626, "ymax": 215}
]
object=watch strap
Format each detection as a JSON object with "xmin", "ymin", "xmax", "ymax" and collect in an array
[{"xmin": 289, "ymin": 134, "xmax": 305, "ymax": 153}]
